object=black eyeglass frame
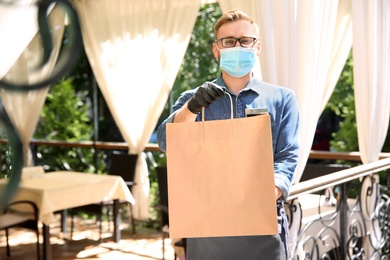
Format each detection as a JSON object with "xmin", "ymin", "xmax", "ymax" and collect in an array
[{"xmin": 214, "ymin": 37, "xmax": 257, "ymax": 48}]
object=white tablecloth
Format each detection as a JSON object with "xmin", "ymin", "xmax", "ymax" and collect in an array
[{"xmin": 0, "ymin": 171, "xmax": 135, "ymax": 224}]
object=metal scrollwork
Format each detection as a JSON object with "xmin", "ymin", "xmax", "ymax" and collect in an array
[
  {"xmin": 377, "ymin": 185, "xmax": 390, "ymax": 258},
  {"xmin": 289, "ymin": 173, "xmax": 390, "ymax": 259},
  {"xmin": 0, "ymin": 0, "xmax": 82, "ymax": 208},
  {"xmin": 346, "ymin": 212, "xmax": 365, "ymax": 259},
  {"xmin": 290, "ymin": 189, "xmax": 343, "ymax": 260}
]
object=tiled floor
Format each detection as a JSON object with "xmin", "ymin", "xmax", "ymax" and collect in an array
[{"xmin": 0, "ymin": 217, "xmax": 180, "ymax": 260}]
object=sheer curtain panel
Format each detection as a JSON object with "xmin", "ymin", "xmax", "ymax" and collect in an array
[
  {"xmin": 218, "ymin": 0, "xmax": 353, "ymax": 183},
  {"xmin": 0, "ymin": 6, "xmax": 65, "ymax": 166},
  {"xmin": 352, "ymin": 0, "xmax": 390, "ymax": 164},
  {"xmin": 0, "ymin": 0, "xmax": 39, "ymax": 79},
  {"xmin": 73, "ymin": 0, "xmax": 200, "ymax": 219}
]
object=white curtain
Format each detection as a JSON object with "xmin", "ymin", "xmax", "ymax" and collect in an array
[
  {"xmin": 73, "ymin": 0, "xmax": 201, "ymax": 219},
  {"xmin": 0, "ymin": 7, "xmax": 65, "ymax": 166},
  {"xmin": 352, "ymin": 0, "xmax": 390, "ymax": 164},
  {"xmin": 0, "ymin": 1, "xmax": 39, "ymax": 79},
  {"xmin": 218, "ymin": 0, "xmax": 353, "ymax": 183},
  {"xmin": 351, "ymin": 2, "xmax": 390, "ymax": 256}
]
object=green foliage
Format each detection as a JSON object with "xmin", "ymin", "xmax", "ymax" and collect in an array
[
  {"xmin": 0, "ymin": 145, "xmax": 13, "ymax": 178},
  {"xmin": 34, "ymin": 78, "xmax": 105, "ymax": 172},
  {"xmin": 383, "ymin": 130, "xmax": 390, "ymax": 152},
  {"xmin": 36, "ymin": 79, "xmax": 91, "ymax": 141},
  {"xmin": 331, "ymin": 114, "xmax": 358, "ymax": 152},
  {"xmin": 327, "ymin": 52, "xmax": 359, "ymax": 152}
]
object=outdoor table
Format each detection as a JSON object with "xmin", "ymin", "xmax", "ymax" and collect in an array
[{"xmin": 0, "ymin": 171, "xmax": 135, "ymax": 260}]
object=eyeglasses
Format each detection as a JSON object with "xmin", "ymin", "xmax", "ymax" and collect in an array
[{"xmin": 215, "ymin": 37, "xmax": 257, "ymax": 48}]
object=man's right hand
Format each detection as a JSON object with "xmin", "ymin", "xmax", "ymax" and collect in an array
[{"xmin": 187, "ymin": 82, "xmax": 226, "ymax": 114}]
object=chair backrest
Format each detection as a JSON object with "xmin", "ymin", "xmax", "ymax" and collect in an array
[
  {"xmin": 0, "ymin": 200, "xmax": 40, "ymax": 260},
  {"xmin": 155, "ymin": 166, "xmax": 169, "ymax": 226},
  {"xmin": 21, "ymin": 166, "xmax": 45, "ymax": 180},
  {"xmin": 108, "ymin": 153, "xmax": 138, "ymax": 186},
  {"xmin": 0, "ymin": 200, "xmax": 38, "ymax": 229}
]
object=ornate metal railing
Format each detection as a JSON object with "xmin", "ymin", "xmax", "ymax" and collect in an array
[{"xmin": 287, "ymin": 156, "xmax": 390, "ymax": 259}]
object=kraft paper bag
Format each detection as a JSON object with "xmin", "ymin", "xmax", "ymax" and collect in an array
[{"xmin": 166, "ymin": 113, "xmax": 277, "ymax": 238}]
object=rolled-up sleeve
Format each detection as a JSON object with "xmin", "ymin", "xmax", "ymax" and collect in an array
[{"xmin": 272, "ymin": 91, "xmax": 300, "ymax": 200}]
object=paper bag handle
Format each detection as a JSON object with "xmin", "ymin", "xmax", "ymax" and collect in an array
[{"xmin": 201, "ymin": 90, "xmax": 233, "ymax": 121}]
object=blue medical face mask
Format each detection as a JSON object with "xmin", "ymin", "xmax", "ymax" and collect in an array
[{"xmin": 219, "ymin": 47, "xmax": 256, "ymax": 77}]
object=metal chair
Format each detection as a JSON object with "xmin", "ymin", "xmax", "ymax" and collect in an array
[
  {"xmin": 0, "ymin": 200, "xmax": 41, "ymax": 260},
  {"xmin": 70, "ymin": 152, "xmax": 138, "ymax": 242}
]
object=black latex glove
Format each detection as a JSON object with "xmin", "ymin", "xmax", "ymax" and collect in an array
[{"xmin": 187, "ymin": 82, "xmax": 226, "ymax": 114}]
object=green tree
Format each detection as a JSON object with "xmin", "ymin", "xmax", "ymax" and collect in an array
[
  {"xmin": 36, "ymin": 79, "xmax": 91, "ymax": 141},
  {"xmin": 326, "ymin": 52, "xmax": 358, "ymax": 152},
  {"xmin": 34, "ymin": 78, "xmax": 105, "ymax": 172}
]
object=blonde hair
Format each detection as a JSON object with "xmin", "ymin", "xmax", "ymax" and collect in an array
[{"xmin": 214, "ymin": 9, "xmax": 259, "ymax": 38}]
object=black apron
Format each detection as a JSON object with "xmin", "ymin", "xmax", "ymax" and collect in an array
[{"xmin": 186, "ymin": 201, "xmax": 289, "ymax": 260}]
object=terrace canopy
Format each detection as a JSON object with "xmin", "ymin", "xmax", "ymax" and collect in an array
[{"xmin": 0, "ymin": 0, "xmax": 389, "ymax": 219}]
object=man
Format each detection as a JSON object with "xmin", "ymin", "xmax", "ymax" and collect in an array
[{"xmin": 157, "ymin": 9, "xmax": 299, "ymax": 260}]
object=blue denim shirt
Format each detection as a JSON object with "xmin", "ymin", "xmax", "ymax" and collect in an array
[{"xmin": 157, "ymin": 76, "xmax": 300, "ymax": 199}]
